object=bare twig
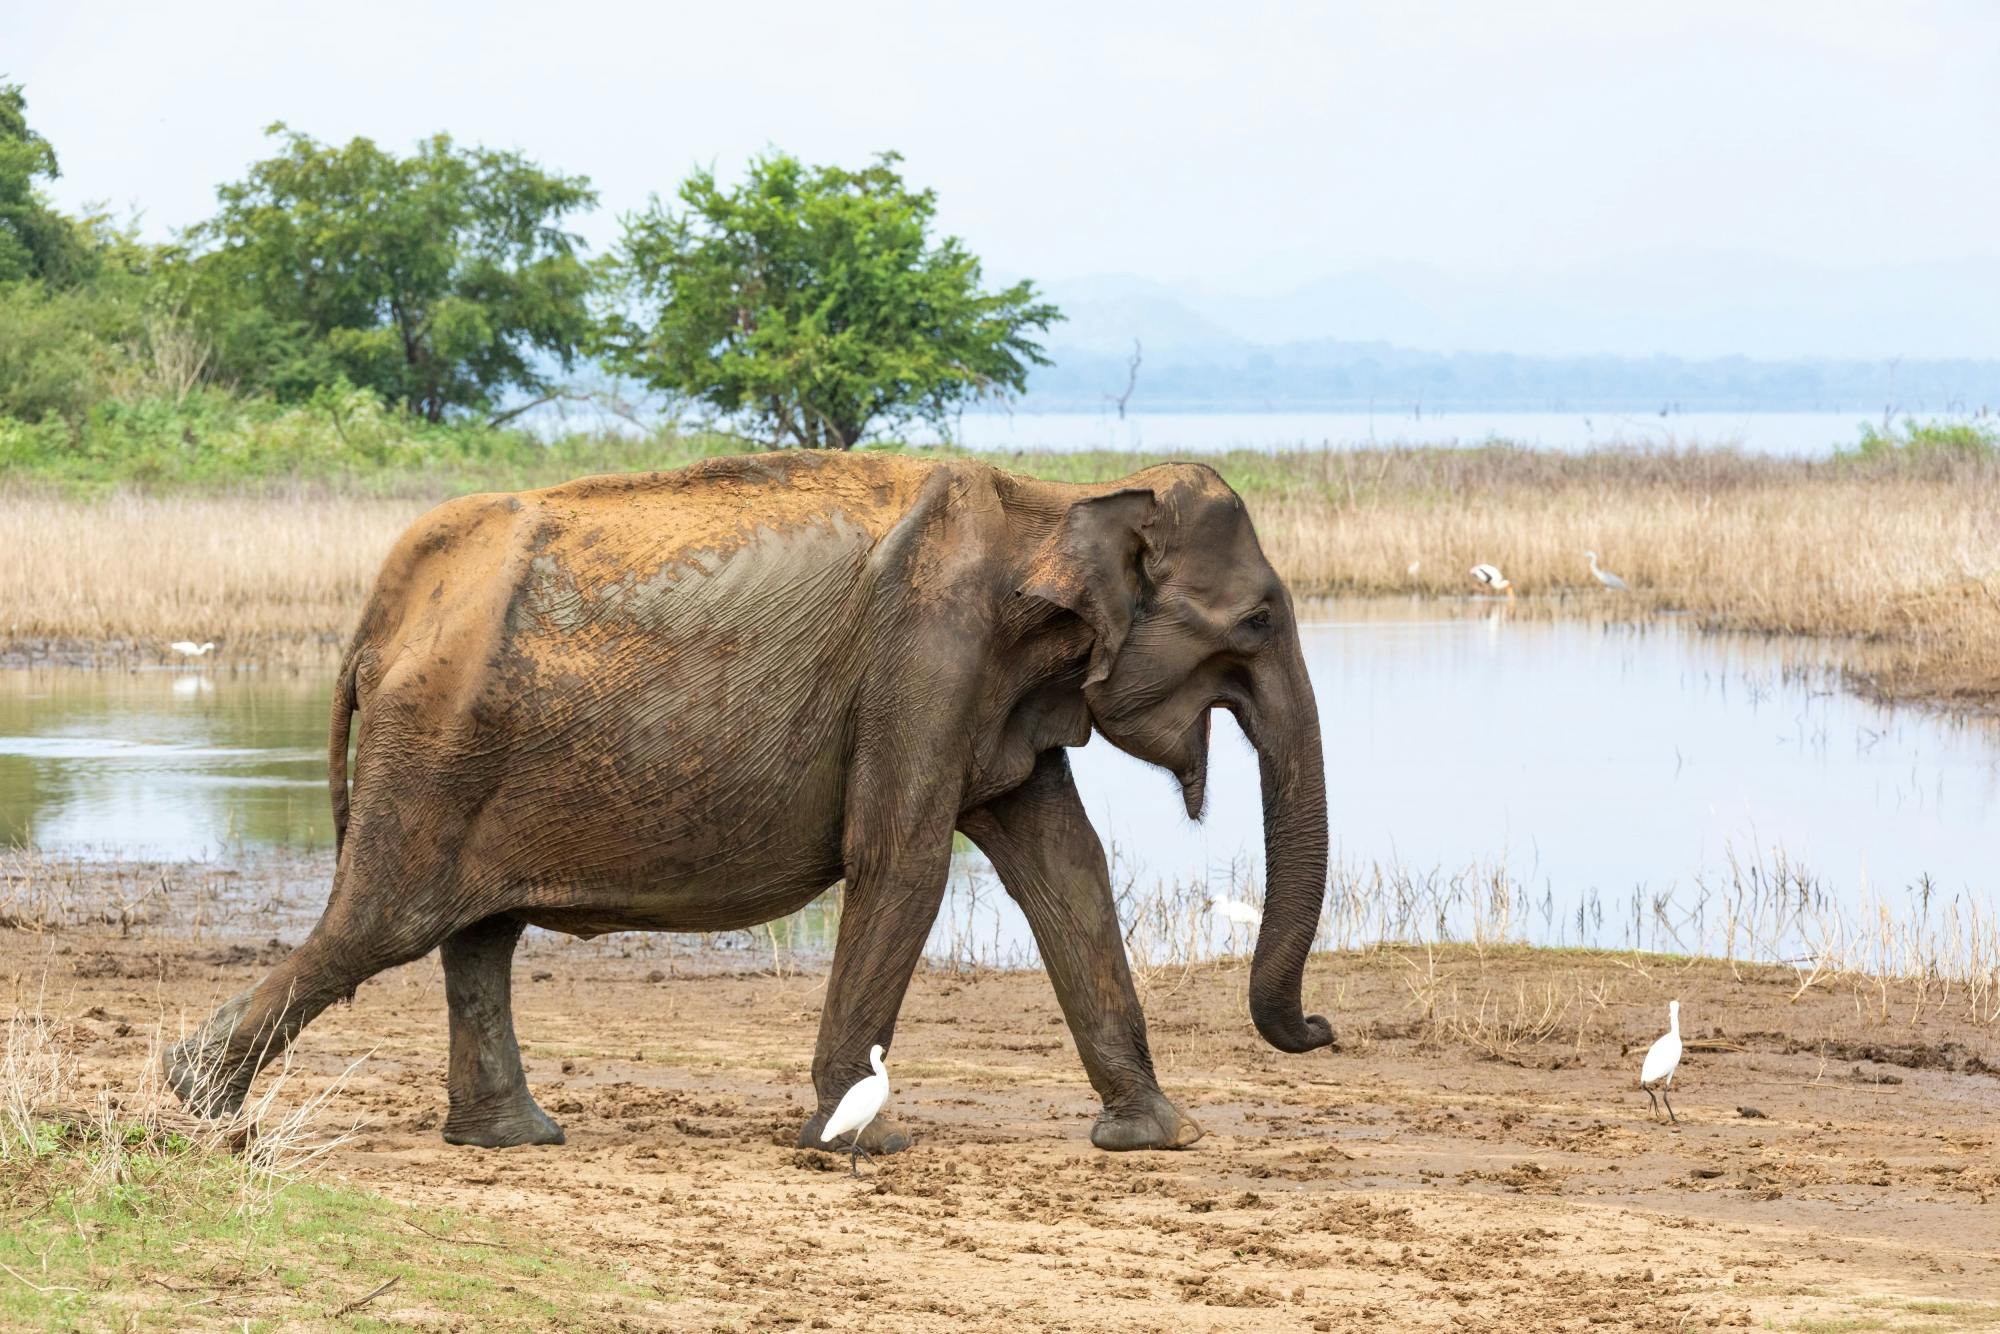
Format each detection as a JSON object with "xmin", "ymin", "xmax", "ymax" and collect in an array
[
  {"xmin": 0, "ymin": 1260, "xmax": 82, "ymax": 1294},
  {"xmin": 1108, "ymin": 339, "xmax": 1142, "ymax": 420},
  {"xmin": 332, "ymin": 1275, "xmax": 401, "ymax": 1317},
  {"xmin": 402, "ymin": 1219, "xmax": 504, "ymax": 1249}
]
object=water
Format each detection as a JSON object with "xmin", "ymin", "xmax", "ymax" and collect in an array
[
  {"xmin": 0, "ymin": 670, "xmax": 332, "ymax": 859},
  {"xmin": 917, "ymin": 409, "xmax": 1911, "ymax": 458},
  {"xmin": 4, "ymin": 605, "xmax": 1996, "ymax": 958}
]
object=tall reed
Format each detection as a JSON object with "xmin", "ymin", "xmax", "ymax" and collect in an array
[{"xmin": 7, "ymin": 446, "xmax": 1996, "ymax": 704}]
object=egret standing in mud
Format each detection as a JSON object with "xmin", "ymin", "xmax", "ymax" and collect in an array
[
  {"xmin": 1639, "ymin": 1000, "xmax": 1683, "ymax": 1123},
  {"xmin": 1470, "ymin": 564, "xmax": 1513, "ymax": 599},
  {"xmin": 168, "ymin": 640, "xmax": 216, "ymax": 659},
  {"xmin": 1585, "ymin": 551, "xmax": 1629, "ymax": 591},
  {"xmin": 821, "ymin": 1044, "xmax": 890, "ymax": 1175}
]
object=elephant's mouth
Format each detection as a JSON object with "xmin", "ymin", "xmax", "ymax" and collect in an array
[{"xmin": 1174, "ymin": 708, "xmax": 1212, "ymax": 820}]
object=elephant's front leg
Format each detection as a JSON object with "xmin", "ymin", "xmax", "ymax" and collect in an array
[
  {"xmin": 794, "ymin": 802, "xmax": 955, "ymax": 1157},
  {"xmin": 961, "ymin": 751, "xmax": 1203, "ymax": 1151}
]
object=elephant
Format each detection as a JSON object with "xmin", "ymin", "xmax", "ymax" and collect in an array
[{"xmin": 163, "ymin": 450, "xmax": 1333, "ymax": 1154}]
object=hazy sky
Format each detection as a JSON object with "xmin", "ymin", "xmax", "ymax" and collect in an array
[{"xmin": 7, "ymin": 2, "xmax": 1998, "ymax": 354}]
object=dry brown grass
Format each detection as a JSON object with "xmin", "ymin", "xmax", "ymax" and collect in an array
[
  {"xmin": 4, "ymin": 447, "xmax": 1997, "ymax": 704},
  {"xmin": 1245, "ymin": 447, "xmax": 2000, "ymax": 708},
  {"xmin": 0, "ymin": 486, "xmax": 427, "ymax": 664}
]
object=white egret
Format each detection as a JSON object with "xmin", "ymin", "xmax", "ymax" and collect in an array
[
  {"xmin": 1406, "ymin": 559, "xmax": 1421, "ymax": 578},
  {"xmin": 1469, "ymin": 563, "xmax": 1513, "ymax": 599},
  {"xmin": 1639, "ymin": 1000, "xmax": 1683, "ymax": 1123},
  {"xmin": 168, "ymin": 641, "xmax": 217, "ymax": 658},
  {"xmin": 820, "ymin": 1044, "xmax": 890, "ymax": 1175},
  {"xmin": 1585, "ymin": 551, "xmax": 1629, "ymax": 592},
  {"xmin": 1208, "ymin": 898, "xmax": 1262, "ymax": 957},
  {"xmin": 1209, "ymin": 898, "xmax": 1263, "ymax": 928}
]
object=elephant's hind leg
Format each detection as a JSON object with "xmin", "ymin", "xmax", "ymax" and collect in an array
[
  {"xmin": 441, "ymin": 915, "xmax": 563, "ymax": 1148},
  {"xmin": 164, "ymin": 838, "xmax": 462, "ymax": 1119},
  {"xmin": 163, "ymin": 922, "xmax": 441, "ymax": 1119}
]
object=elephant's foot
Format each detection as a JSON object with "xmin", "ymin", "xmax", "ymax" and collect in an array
[
  {"xmin": 1091, "ymin": 1090, "xmax": 1203, "ymax": 1151},
  {"xmin": 795, "ymin": 1111, "xmax": 912, "ymax": 1157},
  {"xmin": 442, "ymin": 1088, "xmax": 566, "ymax": 1148},
  {"xmin": 162, "ymin": 989, "xmax": 257, "ymax": 1119}
]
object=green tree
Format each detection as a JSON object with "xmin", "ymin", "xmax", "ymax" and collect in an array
[
  {"xmin": 185, "ymin": 126, "xmax": 597, "ymax": 420},
  {"xmin": 0, "ymin": 83, "xmax": 97, "ymax": 286},
  {"xmin": 603, "ymin": 151, "xmax": 1059, "ymax": 448}
]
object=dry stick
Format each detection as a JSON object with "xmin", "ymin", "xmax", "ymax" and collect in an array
[
  {"xmin": 1746, "ymin": 1078, "xmax": 1901, "ymax": 1095},
  {"xmin": 402, "ymin": 1219, "xmax": 504, "ymax": 1249},
  {"xmin": 0, "ymin": 1260, "xmax": 82, "ymax": 1294},
  {"xmin": 331, "ymin": 1275, "xmax": 401, "ymax": 1318}
]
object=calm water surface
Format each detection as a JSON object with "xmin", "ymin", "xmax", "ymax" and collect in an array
[
  {"xmin": 920, "ymin": 409, "xmax": 1930, "ymax": 458},
  {"xmin": 4, "ymin": 603, "xmax": 1995, "ymax": 952}
]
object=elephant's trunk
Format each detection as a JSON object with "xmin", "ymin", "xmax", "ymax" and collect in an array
[{"xmin": 1245, "ymin": 627, "xmax": 1335, "ymax": 1053}]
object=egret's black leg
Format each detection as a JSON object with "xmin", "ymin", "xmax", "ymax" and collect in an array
[
  {"xmin": 1662, "ymin": 1082, "xmax": 1678, "ymax": 1125},
  {"xmin": 845, "ymin": 1130, "xmax": 875, "ymax": 1177},
  {"xmin": 1643, "ymin": 1084, "xmax": 1659, "ymax": 1120}
]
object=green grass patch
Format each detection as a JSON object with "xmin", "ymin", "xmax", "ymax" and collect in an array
[
  {"xmin": 0, "ymin": 382, "xmax": 1559, "ymax": 501},
  {"xmin": 0, "ymin": 385, "xmax": 745, "ymax": 492},
  {"xmin": 1769, "ymin": 1296, "xmax": 2000, "ymax": 1333},
  {"xmin": 0, "ymin": 1116, "xmax": 665, "ymax": 1329}
]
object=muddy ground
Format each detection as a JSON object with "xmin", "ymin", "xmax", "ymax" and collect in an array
[{"xmin": 10, "ymin": 902, "xmax": 2000, "ymax": 1332}]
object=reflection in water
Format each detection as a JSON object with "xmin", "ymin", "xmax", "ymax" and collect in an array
[
  {"xmin": 1086, "ymin": 603, "xmax": 2000, "ymax": 901},
  {"xmin": 3, "ymin": 603, "xmax": 1996, "ymax": 959},
  {"xmin": 0, "ymin": 668, "xmax": 331, "ymax": 858}
]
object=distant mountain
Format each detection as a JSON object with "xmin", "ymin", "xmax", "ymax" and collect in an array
[{"xmin": 1022, "ymin": 268, "xmax": 2000, "ymax": 413}]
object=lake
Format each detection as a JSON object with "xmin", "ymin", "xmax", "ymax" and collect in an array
[
  {"xmin": 4, "ymin": 602, "xmax": 1995, "ymax": 960},
  {"xmin": 917, "ymin": 409, "xmax": 1914, "ymax": 457}
]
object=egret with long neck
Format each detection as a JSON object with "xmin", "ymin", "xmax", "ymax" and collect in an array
[{"xmin": 1639, "ymin": 1000, "xmax": 1683, "ymax": 1123}]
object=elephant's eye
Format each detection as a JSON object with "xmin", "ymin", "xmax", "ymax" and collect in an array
[{"xmin": 1231, "ymin": 606, "xmax": 1273, "ymax": 650}]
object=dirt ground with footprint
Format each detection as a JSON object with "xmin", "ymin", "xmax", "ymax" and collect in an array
[{"xmin": 14, "ymin": 912, "xmax": 2000, "ymax": 1332}]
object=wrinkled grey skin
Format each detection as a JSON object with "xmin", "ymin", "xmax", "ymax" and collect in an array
[{"xmin": 163, "ymin": 451, "xmax": 1333, "ymax": 1153}]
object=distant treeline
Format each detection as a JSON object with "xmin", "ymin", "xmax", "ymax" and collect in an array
[
  {"xmin": 1024, "ymin": 341, "xmax": 2000, "ymax": 415},
  {"xmin": 0, "ymin": 85, "xmax": 1054, "ymax": 457}
]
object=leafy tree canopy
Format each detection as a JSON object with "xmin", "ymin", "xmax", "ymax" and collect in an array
[
  {"xmin": 602, "ymin": 151, "xmax": 1059, "ymax": 448},
  {"xmin": 185, "ymin": 126, "xmax": 598, "ymax": 420},
  {"xmin": 0, "ymin": 83, "xmax": 98, "ymax": 287}
]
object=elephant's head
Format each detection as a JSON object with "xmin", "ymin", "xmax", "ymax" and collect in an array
[{"xmin": 1020, "ymin": 463, "xmax": 1334, "ymax": 1054}]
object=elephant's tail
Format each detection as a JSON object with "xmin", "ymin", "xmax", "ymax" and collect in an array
[{"xmin": 327, "ymin": 640, "xmax": 361, "ymax": 857}]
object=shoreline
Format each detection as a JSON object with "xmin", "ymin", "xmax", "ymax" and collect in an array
[
  {"xmin": 2, "ymin": 597, "xmax": 1992, "ymax": 730},
  {"xmin": 5, "ymin": 442, "xmax": 1997, "ymax": 713},
  {"xmin": 6, "ymin": 848, "xmax": 1994, "ymax": 1015}
]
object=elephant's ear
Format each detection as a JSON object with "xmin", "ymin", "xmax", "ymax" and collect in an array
[{"xmin": 1018, "ymin": 488, "xmax": 1159, "ymax": 687}]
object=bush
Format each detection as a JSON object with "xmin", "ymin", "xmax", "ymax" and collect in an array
[
  {"xmin": 1843, "ymin": 417, "xmax": 1999, "ymax": 461},
  {"xmin": 0, "ymin": 280, "xmax": 147, "ymax": 422}
]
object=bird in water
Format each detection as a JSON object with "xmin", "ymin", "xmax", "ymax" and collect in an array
[
  {"xmin": 1639, "ymin": 1000, "xmax": 1683, "ymax": 1123},
  {"xmin": 820, "ymin": 1044, "xmax": 890, "ymax": 1175},
  {"xmin": 168, "ymin": 641, "xmax": 217, "ymax": 658},
  {"xmin": 1469, "ymin": 563, "xmax": 1513, "ymax": 599},
  {"xmin": 1406, "ymin": 559, "xmax": 1422, "ymax": 578},
  {"xmin": 1585, "ymin": 551, "xmax": 1629, "ymax": 592}
]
